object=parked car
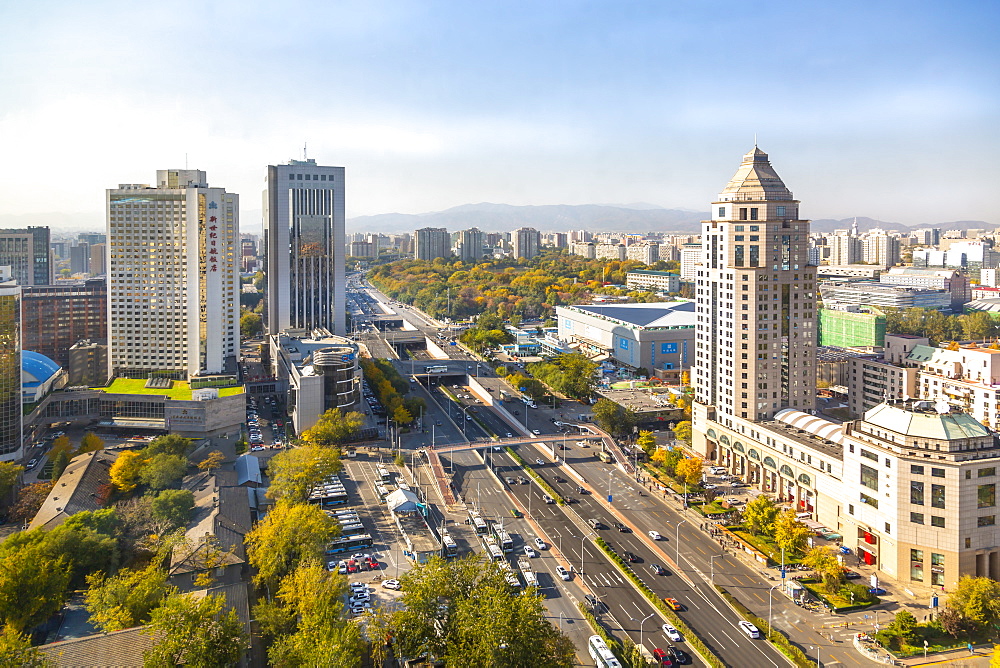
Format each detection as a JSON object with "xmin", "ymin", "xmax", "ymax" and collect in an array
[{"xmin": 381, "ymin": 579, "xmax": 401, "ymax": 590}]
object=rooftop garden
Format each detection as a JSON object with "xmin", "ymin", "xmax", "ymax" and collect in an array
[{"xmin": 93, "ymin": 378, "xmax": 244, "ymax": 400}]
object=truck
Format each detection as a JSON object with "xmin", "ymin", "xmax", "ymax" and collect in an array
[{"xmin": 517, "ymin": 557, "xmax": 538, "ymax": 587}]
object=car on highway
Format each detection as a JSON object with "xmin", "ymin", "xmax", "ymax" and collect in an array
[
  {"xmin": 533, "ymin": 537, "xmax": 546, "ymax": 550},
  {"xmin": 652, "ymin": 648, "xmax": 672, "ymax": 666},
  {"xmin": 650, "ymin": 563, "xmax": 667, "ymax": 576},
  {"xmin": 624, "ymin": 551, "xmax": 640, "ymax": 563},
  {"xmin": 648, "ymin": 530, "xmax": 663, "ymax": 540},
  {"xmin": 576, "ymin": 440, "xmax": 589, "ymax": 447},
  {"xmin": 662, "ymin": 623, "xmax": 682, "ymax": 642},
  {"xmin": 505, "ymin": 477, "xmax": 516, "ymax": 484},
  {"xmin": 664, "ymin": 597, "xmax": 682, "ymax": 611},
  {"xmin": 535, "ymin": 458, "xmax": 545, "ymax": 465},
  {"xmin": 523, "ymin": 545, "xmax": 536, "ymax": 558},
  {"xmin": 510, "ymin": 508, "xmax": 522, "ymax": 518},
  {"xmin": 555, "ymin": 565, "xmax": 571, "ymax": 581},
  {"xmin": 531, "ymin": 429, "xmax": 541, "ymax": 436},
  {"xmin": 25, "ymin": 458, "xmax": 38, "ymax": 470},
  {"xmin": 506, "ymin": 432, "xmax": 513, "ymax": 438},
  {"xmin": 614, "ymin": 522, "xmax": 630, "ymax": 532},
  {"xmin": 738, "ymin": 621, "xmax": 760, "ymax": 638}
]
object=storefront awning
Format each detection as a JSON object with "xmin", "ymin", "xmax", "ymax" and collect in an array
[{"xmin": 97, "ymin": 418, "xmax": 167, "ymax": 430}]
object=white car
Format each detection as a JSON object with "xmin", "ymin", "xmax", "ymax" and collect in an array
[
  {"xmin": 350, "ymin": 594, "xmax": 371, "ymax": 604},
  {"xmin": 703, "ymin": 483, "xmax": 717, "ymax": 490},
  {"xmin": 381, "ymin": 579, "xmax": 401, "ymax": 590},
  {"xmin": 662, "ymin": 624, "xmax": 682, "ymax": 642},
  {"xmin": 739, "ymin": 621, "xmax": 761, "ymax": 639},
  {"xmin": 536, "ymin": 458, "xmax": 545, "ymax": 466},
  {"xmin": 533, "ymin": 537, "xmax": 547, "ymax": 550},
  {"xmin": 531, "ymin": 429, "xmax": 541, "ymax": 436},
  {"xmin": 336, "ymin": 560, "xmax": 348, "ymax": 574},
  {"xmin": 350, "ymin": 604, "xmax": 372, "ymax": 615},
  {"xmin": 523, "ymin": 545, "xmax": 537, "ymax": 558},
  {"xmin": 648, "ymin": 530, "xmax": 663, "ymax": 541},
  {"xmin": 555, "ymin": 565, "xmax": 571, "ymax": 581},
  {"xmin": 506, "ymin": 433, "xmax": 513, "ymax": 438}
]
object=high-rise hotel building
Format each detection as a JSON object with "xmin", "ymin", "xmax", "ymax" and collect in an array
[
  {"xmin": 106, "ymin": 170, "xmax": 238, "ymax": 379},
  {"xmin": 693, "ymin": 147, "xmax": 816, "ymax": 423},
  {"xmin": 0, "ymin": 267, "xmax": 21, "ymax": 460},
  {"xmin": 264, "ymin": 159, "xmax": 346, "ymax": 336}
]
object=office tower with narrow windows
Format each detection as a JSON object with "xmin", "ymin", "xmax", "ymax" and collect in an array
[
  {"xmin": 512, "ymin": 227, "xmax": 541, "ymax": 259},
  {"xmin": 0, "ymin": 227, "xmax": 52, "ymax": 286},
  {"xmin": 22, "ymin": 278, "xmax": 107, "ymax": 368},
  {"xmin": 414, "ymin": 227, "xmax": 451, "ymax": 261},
  {"xmin": 0, "ymin": 267, "xmax": 21, "ymax": 460},
  {"xmin": 265, "ymin": 159, "xmax": 346, "ymax": 336},
  {"xmin": 693, "ymin": 147, "xmax": 816, "ymax": 424},
  {"xmin": 458, "ymin": 227, "xmax": 484, "ymax": 263},
  {"xmin": 107, "ymin": 169, "xmax": 238, "ymax": 379}
]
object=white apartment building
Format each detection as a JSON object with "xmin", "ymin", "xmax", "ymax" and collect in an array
[
  {"xmin": 107, "ymin": 170, "xmax": 238, "ymax": 379},
  {"xmin": 458, "ymin": 227, "xmax": 484, "ymax": 263},
  {"xmin": 848, "ymin": 334, "xmax": 926, "ymax": 416},
  {"xmin": 861, "ymin": 230, "xmax": 901, "ymax": 267},
  {"xmin": 265, "ymin": 159, "xmax": 347, "ymax": 336},
  {"xmin": 414, "ymin": 227, "xmax": 451, "ymax": 261},
  {"xmin": 625, "ymin": 243, "xmax": 659, "ymax": 265},
  {"xmin": 595, "ymin": 243, "xmax": 626, "ymax": 261},
  {"xmin": 679, "ymin": 244, "xmax": 701, "ymax": 280},
  {"xmin": 512, "ymin": 227, "xmax": 541, "ymax": 259},
  {"xmin": 571, "ymin": 242, "xmax": 596, "ymax": 259},
  {"xmin": 626, "ymin": 270, "xmax": 680, "ymax": 294}
]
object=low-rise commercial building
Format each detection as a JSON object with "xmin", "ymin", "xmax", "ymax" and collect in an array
[
  {"xmin": 819, "ymin": 306, "xmax": 886, "ymax": 348},
  {"xmin": 626, "ymin": 270, "xmax": 680, "ymax": 294},
  {"xmin": 556, "ymin": 301, "xmax": 694, "ymax": 381},
  {"xmin": 820, "ymin": 281, "xmax": 952, "ymax": 310}
]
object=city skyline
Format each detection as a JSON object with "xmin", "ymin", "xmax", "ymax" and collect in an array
[{"xmin": 0, "ymin": 1, "xmax": 997, "ymax": 229}]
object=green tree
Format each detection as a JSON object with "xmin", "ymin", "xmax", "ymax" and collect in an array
[
  {"xmin": 382, "ymin": 556, "xmax": 574, "ymax": 667},
  {"xmin": 742, "ymin": 495, "xmax": 779, "ymax": 537},
  {"xmin": 772, "ymin": 510, "xmax": 811, "ymax": 557},
  {"xmin": 802, "ymin": 546, "xmax": 841, "ymax": 582},
  {"xmin": 77, "ymin": 432, "xmax": 105, "ymax": 455},
  {"xmin": 301, "ymin": 408, "xmax": 364, "ymax": 446},
  {"xmin": 143, "ymin": 592, "xmax": 246, "ymax": 667},
  {"xmin": 393, "ymin": 405, "xmax": 413, "ymax": 425},
  {"xmin": 592, "ymin": 398, "xmax": 637, "ymax": 439},
  {"xmin": 252, "ymin": 270, "xmax": 265, "ymax": 292},
  {"xmin": 0, "ymin": 462, "xmax": 22, "ymax": 499},
  {"xmin": 245, "ymin": 501, "xmax": 338, "ymax": 591},
  {"xmin": 636, "ymin": 430, "xmax": 657, "ymax": 456},
  {"xmin": 675, "ymin": 456, "xmax": 704, "ymax": 486},
  {"xmin": 240, "ymin": 310, "xmax": 263, "ymax": 338},
  {"xmin": 145, "ymin": 434, "xmax": 190, "ymax": 458},
  {"xmin": 0, "ymin": 625, "xmax": 50, "ymax": 667},
  {"xmin": 85, "ymin": 564, "xmax": 176, "ymax": 633},
  {"xmin": 882, "ymin": 609, "xmax": 919, "ymax": 647},
  {"xmin": 263, "ymin": 562, "xmax": 364, "ymax": 668},
  {"xmin": 946, "ymin": 576, "xmax": 1000, "ymax": 632},
  {"xmin": 150, "ymin": 489, "xmax": 195, "ymax": 529},
  {"xmin": 266, "ymin": 445, "xmax": 343, "ymax": 503},
  {"xmin": 49, "ymin": 449, "xmax": 70, "ymax": 481},
  {"xmin": 139, "ymin": 453, "xmax": 187, "ymax": 490},
  {"xmin": 0, "ymin": 546, "xmax": 70, "ymax": 631}
]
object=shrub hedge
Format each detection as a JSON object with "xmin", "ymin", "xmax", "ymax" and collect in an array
[{"xmin": 504, "ymin": 447, "xmax": 565, "ymax": 505}]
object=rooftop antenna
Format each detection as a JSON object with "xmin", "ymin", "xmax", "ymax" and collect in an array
[
  {"xmin": 185, "ymin": 153, "xmax": 188, "ymax": 169},
  {"xmin": 753, "ymin": 133, "xmax": 757, "ymax": 148},
  {"xmin": 303, "ymin": 142, "xmax": 308, "ymax": 160}
]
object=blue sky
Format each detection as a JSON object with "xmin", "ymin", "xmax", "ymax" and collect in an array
[{"xmin": 0, "ymin": 0, "xmax": 997, "ymax": 230}]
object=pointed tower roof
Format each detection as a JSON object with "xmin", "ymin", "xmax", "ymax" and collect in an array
[{"xmin": 718, "ymin": 147, "xmax": 793, "ymax": 201}]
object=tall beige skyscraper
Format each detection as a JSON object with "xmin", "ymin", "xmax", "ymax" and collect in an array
[
  {"xmin": 0, "ymin": 267, "xmax": 21, "ymax": 461},
  {"xmin": 692, "ymin": 148, "xmax": 816, "ymax": 424},
  {"xmin": 107, "ymin": 170, "xmax": 238, "ymax": 379},
  {"xmin": 512, "ymin": 227, "xmax": 540, "ymax": 259}
]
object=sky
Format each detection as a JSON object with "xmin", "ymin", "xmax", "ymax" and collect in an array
[{"xmin": 0, "ymin": 0, "xmax": 997, "ymax": 232}]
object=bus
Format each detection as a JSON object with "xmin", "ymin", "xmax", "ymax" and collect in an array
[
  {"xmin": 499, "ymin": 390, "xmax": 512, "ymax": 403},
  {"xmin": 441, "ymin": 533, "xmax": 459, "ymax": 558},
  {"xmin": 425, "ymin": 365, "xmax": 449, "ymax": 374},
  {"xmin": 498, "ymin": 561, "xmax": 521, "ymax": 589},
  {"xmin": 598, "ymin": 450, "xmax": 615, "ymax": 464},
  {"xmin": 339, "ymin": 522, "xmax": 365, "ymax": 534},
  {"xmin": 588, "ymin": 636, "xmax": 623, "ymax": 668},
  {"xmin": 326, "ymin": 534, "xmax": 375, "ymax": 555},
  {"xmin": 469, "ymin": 510, "xmax": 488, "ymax": 535},
  {"xmin": 494, "ymin": 526, "xmax": 514, "ymax": 553},
  {"xmin": 482, "ymin": 535, "xmax": 504, "ymax": 562},
  {"xmin": 521, "ymin": 395, "xmax": 537, "ymax": 409},
  {"xmin": 378, "ymin": 466, "xmax": 393, "ymax": 483}
]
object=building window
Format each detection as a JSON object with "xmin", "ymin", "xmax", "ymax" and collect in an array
[
  {"xmin": 910, "ymin": 481, "xmax": 924, "ymax": 505},
  {"xmin": 861, "ymin": 449, "xmax": 878, "ymax": 461},
  {"xmin": 931, "ymin": 516, "xmax": 945, "ymax": 528},
  {"xmin": 931, "ymin": 484, "xmax": 946, "ymax": 509},
  {"xmin": 978, "ymin": 483, "xmax": 996, "ymax": 508},
  {"xmin": 848, "ymin": 504, "xmax": 854, "ymax": 515},
  {"xmin": 978, "ymin": 515, "xmax": 996, "ymax": 527},
  {"xmin": 860, "ymin": 493, "xmax": 878, "ymax": 508},
  {"xmin": 910, "ymin": 549, "xmax": 924, "ymax": 581},
  {"xmin": 931, "ymin": 553, "xmax": 945, "ymax": 586},
  {"xmin": 739, "ymin": 208, "xmax": 748, "ymax": 220},
  {"xmin": 911, "ymin": 465, "xmax": 924, "ymax": 475},
  {"xmin": 931, "ymin": 468, "xmax": 945, "ymax": 478},
  {"xmin": 911, "ymin": 512, "xmax": 924, "ymax": 524},
  {"xmin": 861, "ymin": 464, "xmax": 878, "ymax": 490},
  {"xmin": 979, "ymin": 467, "xmax": 996, "ymax": 477},
  {"xmin": 718, "ymin": 207, "xmax": 726, "ymax": 217},
  {"xmin": 750, "ymin": 208, "xmax": 759, "ymax": 220},
  {"xmin": 776, "ymin": 206, "xmax": 786, "ymax": 217},
  {"xmin": 885, "ymin": 522, "xmax": 891, "ymax": 534}
]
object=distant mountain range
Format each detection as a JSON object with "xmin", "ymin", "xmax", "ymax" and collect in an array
[{"xmin": 347, "ymin": 203, "xmax": 996, "ymax": 237}]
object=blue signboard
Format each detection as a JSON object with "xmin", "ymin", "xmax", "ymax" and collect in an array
[{"xmin": 660, "ymin": 342, "xmax": 678, "ymax": 354}]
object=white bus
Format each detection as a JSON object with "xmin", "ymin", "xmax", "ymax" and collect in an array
[
  {"xmin": 441, "ymin": 533, "xmax": 459, "ymax": 558},
  {"xmin": 425, "ymin": 365, "xmax": 449, "ymax": 374},
  {"xmin": 588, "ymin": 636, "xmax": 622, "ymax": 668}
]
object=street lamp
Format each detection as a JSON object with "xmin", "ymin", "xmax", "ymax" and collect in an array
[
  {"xmin": 664, "ymin": 520, "xmax": 686, "ymax": 567},
  {"xmin": 810, "ymin": 645, "xmax": 820, "ymax": 667},
  {"xmin": 767, "ymin": 584, "xmax": 780, "ymax": 642},
  {"xmin": 638, "ymin": 612, "xmax": 654, "ymax": 648},
  {"xmin": 710, "ymin": 555, "xmax": 722, "ymax": 585}
]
